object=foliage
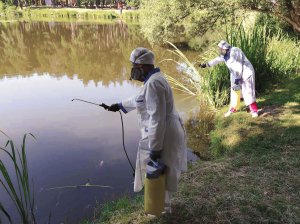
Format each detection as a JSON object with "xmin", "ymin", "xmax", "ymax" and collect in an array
[
  {"xmin": 267, "ymin": 33, "xmax": 300, "ymax": 79},
  {"xmin": 0, "ymin": 1, "xmax": 22, "ymax": 19},
  {"xmin": 0, "ymin": 133, "xmax": 36, "ymax": 224},
  {"xmin": 139, "ymin": 0, "xmax": 231, "ymax": 44},
  {"xmin": 201, "ymin": 63, "xmax": 230, "ymax": 108},
  {"xmin": 125, "ymin": 0, "xmax": 140, "ymax": 7},
  {"xmin": 255, "ymin": 13, "xmax": 295, "ymax": 36},
  {"xmin": 22, "ymin": 8, "xmax": 118, "ymax": 20},
  {"xmin": 0, "ymin": 7, "xmax": 141, "ymax": 21},
  {"xmin": 139, "ymin": 0, "xmax": 299, "ymax": 45},
  {"xmin": 238, "ymin": 0, "xmax": 300, "ymax": 35}
]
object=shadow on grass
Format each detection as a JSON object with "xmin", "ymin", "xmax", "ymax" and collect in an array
[
  {"xmin": 152, "ymin": 75, "xmax": 300, "ymax": 224},
  {"xmin": 211, "ymin": 75, "xmax": 300, "ymax": 158}
]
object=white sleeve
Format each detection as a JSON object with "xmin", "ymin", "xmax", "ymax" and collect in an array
[
  {"xmin": 228, "ymin": 48, "xmax": 243, "ymax": 79},
  {"xmin": 145, "ymin": 80, "xmax": 166, "ymax": 152},
  {"xmin": 207, "ymin": 56, "xmax": 224, "ymax": 67},
  {"xmin": 119, "ymin": 95, "xmax": 137, "ymax": 113}
]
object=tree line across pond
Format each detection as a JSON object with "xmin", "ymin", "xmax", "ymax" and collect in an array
[{"xmin": 0, "ymin": 0, "xmax": 128, "ymax": 9}]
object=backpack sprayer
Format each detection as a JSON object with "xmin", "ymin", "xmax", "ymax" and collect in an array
[{"xmin": 231, "ymin": 85, "xmax": 241, "ymax": 110}]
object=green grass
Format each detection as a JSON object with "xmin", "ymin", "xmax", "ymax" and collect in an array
[
  {"xmin": 0, "ymin": 133, "xmax": 37, "ymax": 224},
  {"xmin": 84, "ymin": 74, "xmax": 300, "ymax": 223}
]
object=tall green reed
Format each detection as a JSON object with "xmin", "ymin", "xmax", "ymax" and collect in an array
[
  {"xmin": 0, "ymin": 133, "xmax": 36, "ymax": 224},
  {"xmin": 226, "ymin": 24, "xmax": 272, "ymax": 91},
  {"xmin": 267, "ymin": 32, "xmax": 300, "ymax": 79},
  {"xmin": 161, "ymin": 41, "xmax": 201, "ymax": 96}
]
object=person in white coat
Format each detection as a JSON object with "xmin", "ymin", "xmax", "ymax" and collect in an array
[
  {"xmin": 107, "ymin": 47, "xmax": 187, "ymax": 214},
  {"xmin": 200, "ymin": 40, "xmax": 259, "ymax": 118}
]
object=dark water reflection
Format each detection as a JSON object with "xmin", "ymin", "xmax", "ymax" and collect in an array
[{"xmin": 0, "ymin": 21, "xmax": 198, "ymax": 223}]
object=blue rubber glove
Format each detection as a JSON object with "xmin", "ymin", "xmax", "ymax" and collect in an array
[{"xmin": 234, "ymin": 79, "xmax": 241, "ymax": 85}]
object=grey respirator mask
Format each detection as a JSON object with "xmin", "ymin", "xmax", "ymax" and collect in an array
[{"xmin": 130, "ymin": 67, "xmax": 146, "ymax": 82}]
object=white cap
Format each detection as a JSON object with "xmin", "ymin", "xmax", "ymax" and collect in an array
[
  {"xmin": 129, "ymin": 47, "xmax": 154, "ymax": 65},
  {"xmin": 217, "ymin": 40, "xmax": 231, "ymax": 50}
]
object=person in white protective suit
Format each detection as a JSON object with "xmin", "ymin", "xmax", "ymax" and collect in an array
[
  {"xmin": 200, "ymin": 40, "xmax": 259, "ymax": 118},
  {"xmin": 107, "ymin": 47, "xmax": 187, "ymax": 214}
]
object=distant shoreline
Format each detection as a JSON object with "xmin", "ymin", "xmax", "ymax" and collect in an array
[{"xmin": 0, "ymin": 7, "xmax": 139, "ymax": 22}]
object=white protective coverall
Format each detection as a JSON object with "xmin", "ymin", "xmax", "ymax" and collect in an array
[
  {"xmin": 208, "ymin": 47, "xmax": 256, "ymax": 106},
  {"xmin": 118, "ymin": 68, "xmax": 187, "ymax": 194}
]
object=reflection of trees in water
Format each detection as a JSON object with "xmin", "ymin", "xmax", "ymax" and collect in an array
[{"xmin": 0, "ymin": 21, "xmax": 149, "ymax": 86}]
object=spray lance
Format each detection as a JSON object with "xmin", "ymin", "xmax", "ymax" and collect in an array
[{"xmin": 71, "ymin": 98, "xmax": 135, "ymax": 176}]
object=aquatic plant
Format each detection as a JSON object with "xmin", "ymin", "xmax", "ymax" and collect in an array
[
  {"xmin": 161, "ymin": 41, "xmax": 201, "ymax": 96},
  {"xmin": 162, "ymin": 41, "xmax": 230, "ymax": 108},
  {"xmin": 0, "ymin": 132, "xmax": 36, "ymax": 224}
]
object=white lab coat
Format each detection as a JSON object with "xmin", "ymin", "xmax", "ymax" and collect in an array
[
  {"xmin": 119, "ymin": 69, "xmax": 187, "ymax": 193},
  {"xmin": 208, "ymin": 47, "xmax": 256, "ymax": 106}
]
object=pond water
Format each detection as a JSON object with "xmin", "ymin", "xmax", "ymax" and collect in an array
[{"xmin": 0, "ymin": 21, "xmax": 199, "ymax": 223}]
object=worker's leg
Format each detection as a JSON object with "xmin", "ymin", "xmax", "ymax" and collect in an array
[
  {"xmin": 164, "ymin": 190, "xmax": 172, "ymax": 214},
  {"xmin": 249, "ymin": 101, "xmax": 259, "ymax": 117},
  {"xmin": 249, "ymin": 101, "xmax": 258, "ymax": 113}
]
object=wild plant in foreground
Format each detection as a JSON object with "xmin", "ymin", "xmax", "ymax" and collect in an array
[{"xmin": 0, "ymin": 132, "xmax": 36, "ymax": 224}]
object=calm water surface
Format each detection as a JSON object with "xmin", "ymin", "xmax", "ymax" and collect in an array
[{"xmin": 0, "ymin": 21, "xmax": 198, "ymax": 223}]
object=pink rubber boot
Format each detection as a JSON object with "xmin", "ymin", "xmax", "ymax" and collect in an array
[{"xmin": 249, "ymin": 102, "xmax": 258, "ymax": 117}]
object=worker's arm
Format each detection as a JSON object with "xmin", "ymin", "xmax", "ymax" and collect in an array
[
  {"xmin": 119, "ymin": 94, "xmax": 138, "ymax": 113},
  {"xmin": 207, "ymin": 56, "xmax": 224, "ymax": 67}
]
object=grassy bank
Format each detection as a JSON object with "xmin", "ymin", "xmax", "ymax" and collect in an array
[
  {"xmin": 0, "ymin": 6, "xmax": 139, "ymax": 22},
  {"xmin": 83, "ymin": 74, "xmax": 300, "ymax": 223}
]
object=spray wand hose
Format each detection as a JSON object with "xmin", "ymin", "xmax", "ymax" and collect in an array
[{"xmin": 71, "ymin": 99, "xmax": 135, "ymax": 175}]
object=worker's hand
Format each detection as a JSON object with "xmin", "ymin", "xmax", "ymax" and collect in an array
[
  {"xmin": 232, "ymin": 85, "xmax": 241, "ymax": 91},
  {"xmin": 234, "ymin": 78, "xmax": 241, "ymax": 85},
  {"xmin": 150, "ymin": 150, "xmax": 161, "ymax": 162},
  {"xmin": 108, "ymin": 103, "xmax": 120, "ymax": 112},
  {"xmin": 199, "ymin": 63, "xmax": 207, "ymax": 68}
]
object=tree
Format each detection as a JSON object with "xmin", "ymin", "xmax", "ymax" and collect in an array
[
  {"xmin": 126, "ymin": 0, "xmax": 140, "ymax": 7},
  {"xmin": 239, "ymin": 0, "xmax": 300, "ymax": 34},
  {"xmin": 139, "ymin": 0, "xmax": 299, "ymax": 45},
  {"xmin": 139, "ymin": 0, "xmax": 231, "ymax": 44}
]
